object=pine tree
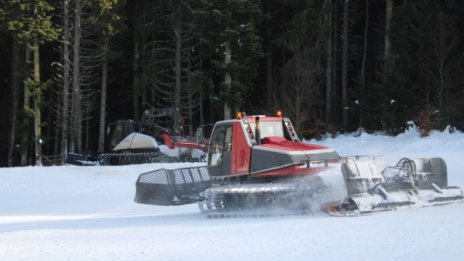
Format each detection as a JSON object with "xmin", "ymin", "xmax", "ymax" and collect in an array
[
  {"xmin": 195, "ymin": 0, "xmax": 264, "ymax": 119},
  {"xmin": 90, "ymin": 0, "xmax": 127, "ymax": 153},
  {"xmin": 0, "ymin": 0, "xmax": 60, "ymax": 165},
  {"xmin": 131, "ymin": 1, "xmax": 206, "ymax": 131}
]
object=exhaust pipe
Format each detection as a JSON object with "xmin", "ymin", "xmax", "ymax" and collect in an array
[{"xmin": 255, "ymin": 116, "xmax": 261, "ymax": 144}]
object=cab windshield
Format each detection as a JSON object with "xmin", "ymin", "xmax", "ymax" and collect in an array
[{"xmin": 248, "ymin": 121, "xmax": 284, "ymax": 138}]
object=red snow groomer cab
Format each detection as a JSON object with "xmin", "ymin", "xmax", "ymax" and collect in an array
[
  {"xmin": 207, "ymin": 113, "xmax": 338, "ymax": 179},
  {"xmin": 199, "ymin": 113, "xmax": 340, "ymax": 216}
]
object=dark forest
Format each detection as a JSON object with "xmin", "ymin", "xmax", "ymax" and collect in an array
[{"xmin": 1, "ymin": 0, "xmax": 463, "ymax": 167}]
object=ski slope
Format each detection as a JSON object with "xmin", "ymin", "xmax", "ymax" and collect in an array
[{"xmin": 1, "ymin": 127, "xmax": 464, "ymax": 261}]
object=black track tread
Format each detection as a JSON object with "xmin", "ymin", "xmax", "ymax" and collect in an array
[
  {"xmin": 99, "ymin": 151, "xmax": 160, "ymax": 165},
  {"xmin": 198, "ymin": 183, "xmax": 321, "ymax": 218}
]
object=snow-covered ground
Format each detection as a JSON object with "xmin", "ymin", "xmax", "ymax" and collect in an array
[{"xmin": 1, "ymin": 127, "xmax": 464, "ymax": 261}]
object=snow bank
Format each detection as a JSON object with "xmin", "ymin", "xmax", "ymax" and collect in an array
[{"xmin": 1, "ymin": 130, "xmax": 464, "ymax": 261}]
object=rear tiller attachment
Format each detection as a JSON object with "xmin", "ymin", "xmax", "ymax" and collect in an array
[
  {"xmin": 328, "ymin": 157, "xmax": 463, "ymax": 216},
  {"xmin": 134, "ymin": 166, "xmax": 211, "ymax": 205}
]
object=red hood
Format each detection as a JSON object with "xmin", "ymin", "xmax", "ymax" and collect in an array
[{"xmin": 260, "ymin": 137, "xmax": 329, "ymax": 152}]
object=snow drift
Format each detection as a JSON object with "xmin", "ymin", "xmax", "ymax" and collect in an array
[{"xmin": 1, "ymin": 128, "xmax": 464, "ymax": 260}]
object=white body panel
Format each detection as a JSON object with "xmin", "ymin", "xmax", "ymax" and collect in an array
[{"xmin": 113, "ymin": 133, "xmax": 158, "ymax": 151}]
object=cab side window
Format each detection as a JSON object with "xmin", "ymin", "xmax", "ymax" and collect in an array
[
  {"xmin": 110, "ymin": 124, "xmax": 124, "ymax": 149},
  {"xmin": 209, "ymin": 125, "xmax": 232, "ymax": 167},
  {"xmin": 224, "ymin": 126, "xmax": 232, "ymax": 152}
]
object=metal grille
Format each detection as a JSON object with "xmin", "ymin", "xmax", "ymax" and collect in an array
[
  {"xmin": 138, "ymin": 169, "xmax": 169, "ymax": 184},
  {"xmin": 199, "ymin": 167, "xmax": 210, "ymax": 181},
  {"xmin": 191, "ymin": 168, "xmax": 201, "ymax": 182},
  {"xmin": 174, "ymin": 169, "xmax": 185, "ymax": 184},
  {"xmin": 182, "ymin": 169, "xmax": 193, "ymax": 183}
]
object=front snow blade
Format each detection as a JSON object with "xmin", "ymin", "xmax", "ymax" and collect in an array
[
  {"xmin": 134, "ymin": 166, "xmax": 211, "ymax": 205},
  {"xmin": 327, "ymin": 157, "xmax": 464, "ymax": 216}
]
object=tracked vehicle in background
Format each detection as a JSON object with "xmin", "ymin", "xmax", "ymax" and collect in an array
[
  {"xmin": 68, "ymin": 107, "xmax": 208, "ymax": 166},
  {"xmin": 134, "ymin": 112, "xmax": 463, "ymax": 217}
]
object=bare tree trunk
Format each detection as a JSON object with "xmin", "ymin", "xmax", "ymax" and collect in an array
[
  {"xmin": 199, "ymin": 75, "xmax": 204, "ymax": 126},
  {"xmin": 384, "ymin": 0, "xmax": 393, "ymax": 63},
  {"xmin": 21, "ymin": 46, "xmax": 31, "ymax": 165},
  {"xmin": 199, "ymin": 57, "xmax": 205, "ymax": 126},
  {"xmin": 53, "ymin": 107, "xmax": 60, "ymax": 157},
  {"xmin": 224, "ymin": 41, "xmax": 232, "ymax": 120},
  {"xmin": 295, "ymin": 55, "xmax": 301, "ymax": 133},
  {"xmin": 32, "ymin": 40, "xmax": 42, "ymax": 166},
  {"xmin": 132, "ymin": 34, "xmax": 140, "ymax": 120},
  {"xmin": 341, "ymin": 0, "xmax": 349, "ymax": 131},
  {"xmin": 266, "ymin": 28, "xmax": 274, "ymax": 112},
  {"xmin": 266, "ymin": 50, "xmax": 274, "ymax": 111},
  {"xmin": 98, "ymin": 45, "xmax": 108, "ymax": 153},
  {"xmin": 332, "ymin": 3, "xmax": 339, "ymax": 126},
  {"xmin": 85, "ymin": 107, "xmax": 90, "ymax": 150},
  {"xmin": 435, "ymin": 11, "xmax": 459, "ymax": 124},
  {"xmin": 72, "ymin": 0, "xmax": 82, "ymax": 153},
  {"xmin": 325, "ymin": 0, "xmax": 333, "ymax": 129},
  {"xmin": 437, "ymin": 11, "xmax": 446, "ymax": 116},
  {"xmin": 61, "ymin": 0, "xmax": 71, "ymax": 163},
  {"xmin": 8, "ymin": 36, "xmax": 22, "ymax": 167},
  {"xmin": 46, "ymin": 87, "xmax": 54, "ymax": 157},
  {"xmin": 187, "ymin": 53, "xmax": 193, "ymax": 136},
  {"xmin": 174, "ymin": 18, "xmax": 182, "ymax": 109},
  {"xmin": 359, "ymin": 0, "xmax": 369, "ymax": 128},
  {"xmin": 382, "ymin": 0, "xmax": 393, "ymax": 131}
]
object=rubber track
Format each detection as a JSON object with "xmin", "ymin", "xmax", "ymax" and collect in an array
[
  {"xmin": 99, "ymin": 151, "xmax": 159, "ymax": 165},
  {"xmin": 198, "ymin": 183, "xmax": 321, "ymax": 218}
]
